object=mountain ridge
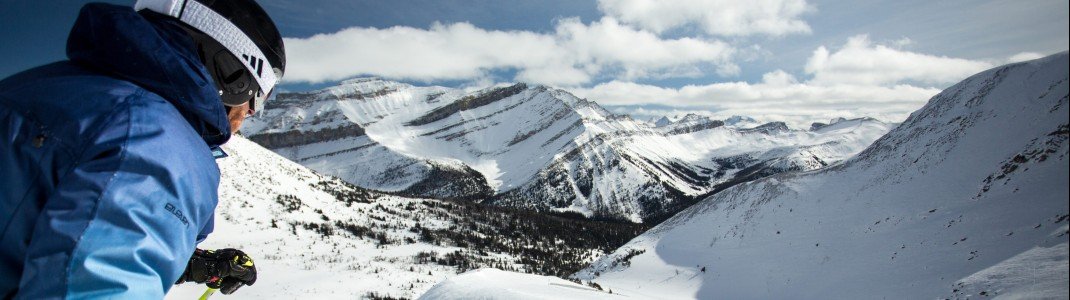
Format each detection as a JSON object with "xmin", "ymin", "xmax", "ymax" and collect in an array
[{"xmin": 245, "ymin": 78, "xmax": 892, "ymax": 222}]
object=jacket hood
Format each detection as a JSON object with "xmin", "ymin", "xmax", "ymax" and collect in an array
[{"xmin": 66, "ymin": 3, "xmax": 230, "ymax": 147}]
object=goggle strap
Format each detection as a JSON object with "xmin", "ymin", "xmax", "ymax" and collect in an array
[{"xmin": 135, "ymin": 0, "xmax": 278, "ymax": 93}]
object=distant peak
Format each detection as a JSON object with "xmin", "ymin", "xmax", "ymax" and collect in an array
[
  {"xmin": 679, "ymin": 113, "xmax": 708, "ymax": 122},
  {"xmin": 340, "ymin": 77, "xmax": 383, "ymax": 85},
  {"xmin": 654, "ymin": 116, "xmax": 673, "ymax": 127},
  {"xmin": 741, "ymin": 121, "xmax": 790, "ymax": 134},
  {"xmin": 811, "ymin": 117, "xmax": 884, "ymax": 131},
  {"xmin": 724, "ymin": 115, "xmax": 756, "ymax": 125}
]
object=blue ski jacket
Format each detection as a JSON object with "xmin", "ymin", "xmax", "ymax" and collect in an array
[{"xmin": 0, "ymin": 4, "xmax": 231, "ymax": 298}]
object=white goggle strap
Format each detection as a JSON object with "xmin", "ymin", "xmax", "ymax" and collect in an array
[{"xmin": 134, "ymin": 0, "xmax": 279, "ymax": 94}]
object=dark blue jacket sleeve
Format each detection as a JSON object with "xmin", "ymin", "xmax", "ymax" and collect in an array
[{"xmin": 15, "ymin": 92, "xmax": 220, "ymax": 299}]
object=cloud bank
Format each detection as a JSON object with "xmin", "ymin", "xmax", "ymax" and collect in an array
[
  {"xmin": 282, "ymin": 1, "xmax": 828, "ymax": 86},
  {"xmin": 805, "ymin": 35, "xmax": 993, "ymax": 86},
  {"xmin": 1006, "ymin": 52, "xmax": 1045, "ymax": 63},
  {"xmin": 597, "ymin": 0, "xmax": 814, "ymax": 36},
  {"xmin": 574, "ymin": 77, "xmax": 939, "ymax": 128},
  {"xmin": 284, "ymin": 18, "xmax": 734, "ymax": 86},
  {"xmin": 577, "ymin": 35, "xmax": 995, "ymax": 127}
]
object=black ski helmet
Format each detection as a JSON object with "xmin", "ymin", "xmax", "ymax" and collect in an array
[{"xmin": 135, "ymin": 0, "xmax": 285, "ymax": 113}]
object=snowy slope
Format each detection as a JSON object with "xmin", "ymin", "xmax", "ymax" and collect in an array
[
  {"xmin": 245, "ymin": 79, "xmax": 891, "ymax": 222},
  {"xmin": 419, "ymin": 269, "xmax": 619, "ymax": 300},
  {"xmin": 165, "ymin": 136, "xmax": 645, "ymax": 299},
  {"xmin": 421, "ymin": 52, "xmax": 1070, "ymax": 299},
  {"xmin": 569, "ymin": 52, "xmax": 1070, "ymax": 298}
]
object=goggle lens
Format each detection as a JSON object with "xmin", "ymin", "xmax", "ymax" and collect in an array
[
  {"xmin": 249, "ymin": 68, "xmax": 282, "ymax": 115},
  {"xmin": 251, "ymin": 88, "xmax": 272, "ymax": 114}
]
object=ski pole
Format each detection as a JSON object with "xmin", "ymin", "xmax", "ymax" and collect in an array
[{"xmin": 198, "ymin": 287, "xmax": 218, "ymax": 300}]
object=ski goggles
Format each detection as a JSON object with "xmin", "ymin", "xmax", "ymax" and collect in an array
[
  {"xmin": 251, "ymin": 78, "xmax": 277, "ymax": 114},
  {"xmin": 196, "ymin": 35, "xmax": 273, "ymax": 113}
]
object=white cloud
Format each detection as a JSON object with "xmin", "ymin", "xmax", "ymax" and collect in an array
[
  {"xmin": 761, "ymin": 69, "xmax": 798, "ymax": 86},
  {"xmin": 597, "ymin": 0, "xmax": 813, "ymax": 36},
  {"xmin": 568, "ymin": 35, "xmax": 999, "ymax": 126},
  {"xmin": 1006, "ymin": 52, "xmax": 1045, "ymax": 63},
  {"xmin": 891, "ymin": 37, "xmax": 914, "ymax": 48},
  {"xmin": 554, "ymin": 17, "xmax": 734, "ymax": 80},
  {"xmin": 569, "ymin": 34, "xmax": 1000, "ymax": 127},
  {"xmin": 284, "ymin": 18, "xmax": 735, "ymax": 86},
  {"xmin": 284, "ymin": 22, "xmax": 562, "ymax": 84},
  {"xmin": 805, "ymin": 35, "xmax": 993, "ymax": 86},
  {"xmin": 573, "ymin": 79, "xmax": 939, "ymax": 128},
  {"xmin": 572, "ymin": 77, "xmax": 937, "ymax": 108}
]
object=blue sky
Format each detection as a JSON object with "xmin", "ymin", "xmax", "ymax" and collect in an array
[{"xmin": 2, "ymin": 0, "xmax": 1067, "ymax": 125}]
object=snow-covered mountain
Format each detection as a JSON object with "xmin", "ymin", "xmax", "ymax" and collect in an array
[
  {"xmin": 244, "ymin": 79, "xmax": 891, "ymax": 222},
  {"xmin": 419, "ymin": 52, "xmax": 1070, "ymax": 299},
  {"xmin": 652, "ymin": 114, "xmax": 760, "ymax": 130},
  {"xmin": 165, "ymin": 137, "xmax": 646, "ymax": 299},
  {"xmin": 569, "ymin": 52, "xmax": 1070, "ymax": 298},
  {"xmin": 653, "ymin": 116, "xmax": 673, "ymax": 127}
]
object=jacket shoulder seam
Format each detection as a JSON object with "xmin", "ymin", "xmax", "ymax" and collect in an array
[{"xmin": 68, "ymin": 89, "xmax": 145, "ymax": 162}]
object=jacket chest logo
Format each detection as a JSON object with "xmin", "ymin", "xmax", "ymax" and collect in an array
[{"xmin": 165, "ymin": 203, "xmax": 190, "ymax": 227}]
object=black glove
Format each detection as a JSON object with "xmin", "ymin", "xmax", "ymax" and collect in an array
[{"xmin": 176, "ymin": 248, "xmax": 257, "ymax": 295}]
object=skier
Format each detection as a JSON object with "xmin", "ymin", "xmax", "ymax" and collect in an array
[{"xmin": 0, "ymin": 0, "xmax": 285, "ymax": 298}]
